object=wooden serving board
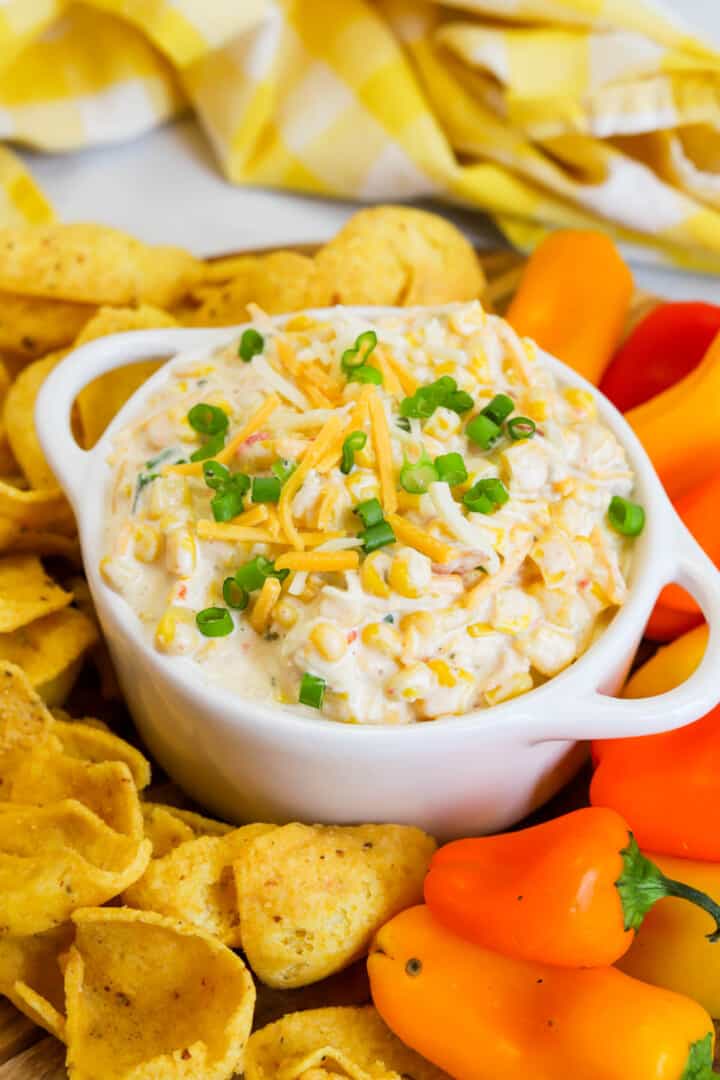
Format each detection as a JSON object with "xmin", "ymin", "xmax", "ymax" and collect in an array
[{"xmin": 0, "ymin": 247, "xmax": 676, "ymax": 1077}]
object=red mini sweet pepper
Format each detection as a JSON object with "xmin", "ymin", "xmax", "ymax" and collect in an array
[{"xmin": 601, "ymin": 301, "xmax": 720, "ymax": 412}]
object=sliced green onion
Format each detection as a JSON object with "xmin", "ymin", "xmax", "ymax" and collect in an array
[
  {"xmin": 202, "ymin": 460, "xmax": 230, "ymax": 490},
  {"xmin": 446, "ymin": 390, "xmax": 474, "ymax": 415},
  {"xmin": 252, "ymin": 476, "xmax": 282, "ymax": 504},
  {"xmin": 348, "ymin": 364, "xmax": 382, "ymax": 385},
  {"xmin": 299, "ymin": 672, "xmax": 326, "ymax": 709},
  {"xmin": 235, "ymin": 555, "xmax": 288, "ymax": 592},
  {"xmin": 396, "ymin": 416, "xmax": 412, "ymax": 432},
  {"xmin": 466, "ymin": 413, "xmax": 501, "ymax": 450},
  {"xmin": 608, "ymin": 496, "xmax": 645, "ymax": 537},
  {"xmin": 188, "ymin": 403, "xmax": 229, "ymax": 436},
  {"xmin": 222, "ymin": 578, "xmax": 249, "ymax": 610},
  {"xmin": 239, "ymin": 328, "xmax": 264, "ymax": 362},
  {"xmin": 463, "ymin": 477, "xmax": 509, "ymax": 515},
  {"xmin": 341, "ymin": 431, "xmax": 367, "ymax": 475},
  {"xmin": 400, "ymin": 377, "xmax": 474, "ymax": 421},
  {"xmin": 341, "ymin": 330, "xmax": 378, "ymax": 373},
  {"xmin": 507, "ymin": 416, "xmax": 536, "ymax": 441},
  {"xmin": 400, "ymin": 387, "xmax": 435, "ymax": 420},
  {"xmin": 229, "ymin": 472, "xmax": 251, "ymax": 496},
  {"xmin": 361, "ymin": 520, "xmax": 396, "ymax": 554},
  {"xmin": 190, "ymin": 432, "xmax": 226, "ymax": 462},
  {"xmin": 482, "ymin": 394, "xmax": 514, "ymax": 426},
  {"xmin": 196, "ymin": 607, "xmax": 234, "ymax": 637},
  {"xmin": 400, "ymin": 450, "xmax": 439, "ymax": 494},
  {"xmin": 435, "ymin": 452, "xmax": 468, "ymax": 486},
  {"xmin": 146, "ymin": 447, "xmax": 181, "ymax": 470},
  {"xmin": 271, "ymin": 459, "xmax": 297, "ymax": 484},
  {"xmin": 211, "ymin": 486, "xmax": 244, "ymax": 522},
  {"xmin": 354, "ymin": 498, "xmax": 384, "ymax": 529}
]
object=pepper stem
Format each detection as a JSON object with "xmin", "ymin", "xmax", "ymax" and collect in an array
[
  {"xmin": 617, "ymin": 835, "xmax": 720, "ymax": 941},
  {"xmin": 681, "ymin": 1032, "xmax": 714, "ymax": 1080}
]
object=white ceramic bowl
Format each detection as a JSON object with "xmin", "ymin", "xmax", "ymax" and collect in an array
[{"xmin": 37, "ymin": 308, "xmax": 720, "ymax": 839}]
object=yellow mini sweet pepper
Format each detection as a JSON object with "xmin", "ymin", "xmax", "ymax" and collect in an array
[{"xmin": 618, "ymin": 853, "xmax": 720, "ymax": 1019}]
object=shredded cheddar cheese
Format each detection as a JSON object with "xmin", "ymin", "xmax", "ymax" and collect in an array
[
  {"xmin": 386, "ymin": 513, "xmax": 457, "ymax": 565},
  {"xmin": 368, "ymin": 388, "xmax": 397, "ymax": 514},
  {"xmin": 274, "ymin": 550, "xmax": 360, "ymax": 573}
]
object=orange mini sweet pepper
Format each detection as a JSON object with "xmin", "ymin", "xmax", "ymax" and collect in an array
[
  {"xmin": 424, "ymin": 806, "xmax": 720, "ymax": 967},
  {"xmin": 591, "ymin": 700, "xmax": 720, "ymax": 862},
  {"xmin": 506, "ymin": 230, "xmax": 633, "ymax": 385},
  {"xmin": 646, "ymin": 474, "xmax": 720, "ymax": 640},
  {"xmin": 619, "ymin": 853, "xmax": 720, "ymax": 1020},
  {"xmin": 625, "ymin": 329, "xmax": 720, "ymax": 499},
  {"xmin": 369, "ymin": 905, "xmax": 716, "ymax": 1080}
]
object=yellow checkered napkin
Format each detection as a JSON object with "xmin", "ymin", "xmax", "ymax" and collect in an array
[{"xmin": 1, "ymin": 0, "xmax": 719, "ymax": 269}]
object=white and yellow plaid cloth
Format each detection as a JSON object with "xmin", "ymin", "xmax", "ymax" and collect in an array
[{"xmin": 1, "ymin": 0, "xmax": 719, "ymax": 270}]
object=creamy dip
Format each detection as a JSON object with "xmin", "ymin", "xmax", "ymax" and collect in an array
[{"xmin": 101, "ymin": 303, "xmax": 642, "ymax": 724}]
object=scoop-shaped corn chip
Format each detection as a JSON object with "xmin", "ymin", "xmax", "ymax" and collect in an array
[
  {"xmin": 53, "ymin": 721, "xmax": 150, "ymax": 790},
  {"xmin": 245, "ymin": 1006, "xmax": 449, "ymax": 1080},
  {"xmin": 141, "ymin": 803, "xmax": 232, "ymax": 859},
  {"xmin": 1, "ymin": 528, "xmax": 81, "ymax": 563},
  {"xmin": 4, "ymin": 753, "xmax": 144, "ymax": 836},
  {"xmin": 235, "ymin": 824, "xmax": 435, "ymax": 988},
  {"xmin": 0, "ymin": 554, "xmax": 72, "ymax": 632},
  {"xmin": 11, "ymin": 979, "xmax": 67, "ymax": 1041},
  {"xmin": 0, "ymin": 800, "xmax": 151, "ymax": 935},
  {"xmin": 65, "ymin": 907, "xmax": 255, "ymax": 1080},
  {"xmin": 3, "ymin": 350, "xmax": 66, "ymax": 488},
  {"xmin": 0, "ymin": 293, "xmax": 95, "ymax": 359},
  {"xmin": 0, "ymin": 922, "xmax": 70, "ymax": 1041},
  {"xmin": 0, "ymin": 660, "xmax": 55, "ymax": 759},
  {"xmin": 314, "ymin": 206, "xmax": 484, "ymax": 307},
  {"xmin": 124, "ymin": 824, "xmax": 273, "ymax": 945},
  {"xmin": 0, "ymin": 607, "xmax": 98, "ymax": 705},
  {"xmin": 201, "ymin": 253, "xmax": 260, "ymax": 285},
  {"xmin": 74, "ymin": 304, "xmax": 176, "ymax": 448},
  {"xmin": 0, "ymin": 224, "xmax": 201, "ymax": 307},
  {"xmin": 185, "ymin": 252, "xmax": 330, "ymax": 327},
  {"xmin": 0, "ymin": 479, "xmax": 73, "ymax": 530},
  {"xmin": 0, "ymin": 923, "xmax": 71, "ymax": 1011}
]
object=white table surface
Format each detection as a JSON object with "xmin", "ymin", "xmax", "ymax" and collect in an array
[{"xmin": 18, "ymin": 107, "xmax": 720, "ymax": 303}]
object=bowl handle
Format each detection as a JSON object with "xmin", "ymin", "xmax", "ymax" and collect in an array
[
  {"xmin": 35, "ymin": 327, "xmax": 234, "ymax": 511},
  {"xmin": 540, "ymin": 520, "xmax": 720, "ymax": 742}
]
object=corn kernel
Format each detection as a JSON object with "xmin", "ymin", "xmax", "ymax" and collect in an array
[
  {"xmin": 564, "ymin": 387, "xmax": 596, "ymax": 417},
  {"xmin": 428, "ymin": 658, "xmax": 456, "ymax": 687},
  {"xmin": 467, "ymin": 621, "xmax": 494, "ymax": 637},
  {"xmin": 386, "ymin": 662, "xmax": 433, "ymax": 702},
  {"xmin": 424, "ymin": 407, "xmax": 461, "ymax": 443},
  {"xmin": 388, "ymin": 547, "xmax": 432, "ymax": 599},
  {"xmin": 274, "ymin": 600, "xmax": 298, "ymax": 629},
  {"xmin": 484, "ymin": 671, "xmax": 534, "ymax": 706},
  {"xmin": 165, "ymin": 527, "xmax": 196, "ymax": 577},
  {"xmin": 469, "ymin": 354, "xmax": 491, "ymax": 383},
  {"xmin": 399, "ymin": 610, "xmax": 435, "ymax": 662},
  {"xmin": 345, "ymin": 470, "xmax": 379, "ymax": 504},
  {"xmin": 361, "ymin": 622, "xmax": 402, "ymax": 658},
  {"xmin": 553, "ymin": 477, "xmax": 576, "ymax": 497},
  {"xmin": 526, "ymin": 399, "xmax": 548, "ymax": 422},
  {"xmin": 285, "ymin": 314, "xmax": 317, "ymax": 331},
  {"xmin": 310, "ymin": 622, "xmax": 348, "ymax": 662},
  {"xmin": 134, "ymin": 523, "xmax": 162, "ymax": 563},
  {"xmin": 361, "ymin": 551, "xmax": 391, "ymax": 598},
  {"xmin": 155, "ymin": 607, "xmax": 196, "ymax": 655},
  {"xmin": 149, "ymin": 474, "xmax": 187, "ymax": 519}
]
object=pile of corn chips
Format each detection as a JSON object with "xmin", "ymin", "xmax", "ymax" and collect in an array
[
  {"xmin": 0, "ymin": 662, "xmax": 440, "ymax": 1079},
  {"xmin": 0, "ymin": 206, "xmax": 485, "ymax": 716},
  {"xmin": 0, "ymin": 205, "xmax": 484, "ymax": 1078}
]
